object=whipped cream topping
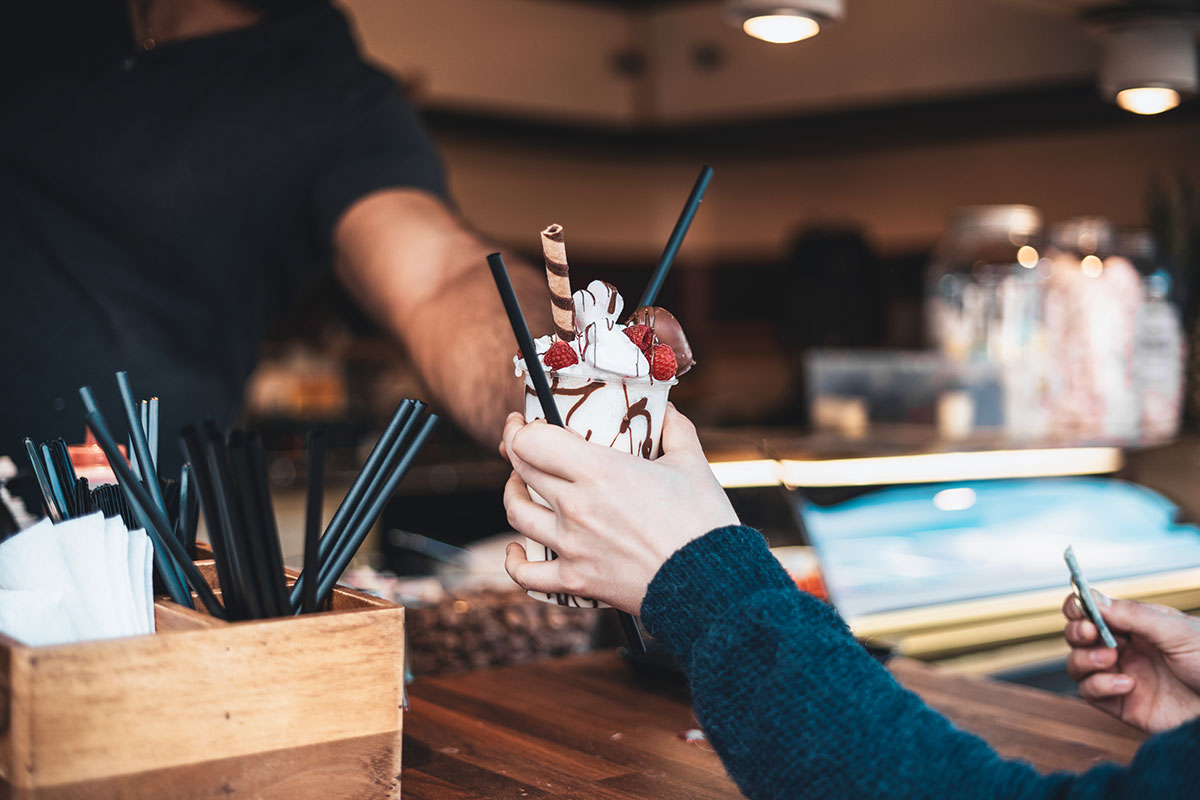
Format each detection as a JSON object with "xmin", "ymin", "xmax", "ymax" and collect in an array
[{"xmin": 515, "ymin": 280, "xmax": 654, "ymax": 380}]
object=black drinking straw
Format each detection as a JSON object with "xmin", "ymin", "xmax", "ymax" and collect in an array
[
  {"xmin": 181, "ymin": 427, "xmax": 244, "ymax": 619},
  {"xmin": 288, "ymin": 399, "xmax": 417, "ymax": 611},
  {"xmin": 123, "ymin": 488, "xmax": 193, "ymax": 608},
  {"xmin": 79, "ymin": 391, "xmax": 225, "ymax": 617},
  {"xmin": 99, "ymin": 451, "xmax": 223, "ymax": 615},
  {"xmin": 637, "ymin": 165, "xmax": 714, "ymax": 308},
  {"xmin": 322, "ymin": 400, "xmax": 418, "ymax": 562},
  {"xmin": 226, "ymin": 431, "xmax": 275, "ymax": 616},
  {"xmin": 246, "ymin": 435, "xmax": 288, "ymax": 615},
  {"xmin": 302, "ymin": 429, "xmax": 326, "ymax": 614},
  {"xmin": 182, "ymin": 463, "xmax": 200, "ymax": 553},
  {"xmin": 138, "ymin": 401, "xmax": 148, "ymax": 476},
  {"xmin": 148, "ymin": 397, "xmax": 159, "ymax": 471},
  {"xmin": 487, "ymin": 252, "xmax": 647, "ymax": 655},
  {"xmin": 249, "ymin": 432, "xmax": 288, "ymax": 613},
  {"xmin": 315, "ymin": 406, "xmax": 426, "ymax": 593},
  {"xmin": 330, "ymin": 405, "xmax": 426, "ymax": 559},
  {"xmin": 488, "ymin": 253, "xmax": 563, "ymax": 427},
  {"xmin": 78, "ymin": 477, "xmax": 93, "ymax": 515},
  {"xmin": 119, "ymin": 375, "xmax": 189, "ymax": 590},
  {"xmin": 51, "ymin": 440, "xmax": 79, "ymax": 516},
  {"xmin": 176, "ymin": 463, "xmax": 190, "ymax": 543},
  {"xmin": 116, "ymin": 373, "xmax": 167, "ymax": 515},
  {"xmin": 41, "ymin": 444, "xmax": 71, "ymax": 519},
  {"xmin": 24, "ymin": 438, "xmax": 62, "ymax": 522},
  {"xmin": 205, "ymin": 429, "xmax": 265, "ymax": 620},
  {"xmin": 314, "ymin": 412, "xmax": 440, "ymax": 607}
]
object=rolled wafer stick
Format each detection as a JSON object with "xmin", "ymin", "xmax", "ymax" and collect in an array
[{"xmin": 541, "ymin": 224, "xmax": 575, "ymax": 342}]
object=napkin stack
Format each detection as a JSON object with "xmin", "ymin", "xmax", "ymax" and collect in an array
[{"xmin": 0, "ymin": 512, "xmax": 155, "ymax": 646}]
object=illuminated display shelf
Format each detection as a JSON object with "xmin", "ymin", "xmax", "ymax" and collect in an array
[{"xmin": 707, "ymin": 444, "xmax": 1124, "ymax": 489}]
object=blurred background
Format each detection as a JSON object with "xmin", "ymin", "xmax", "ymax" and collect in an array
[
  {"xmin": 251, "ymin": 0, "xmax": 1200, "ymax": 438},
  {"xmin": 235, "ymin": 1, "xmax": 1200, "ymax": 681}
]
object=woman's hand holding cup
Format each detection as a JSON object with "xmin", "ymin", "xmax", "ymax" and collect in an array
[{"xmin": 501, "ymin": 404, "xmax": 738, "ymax": 614}]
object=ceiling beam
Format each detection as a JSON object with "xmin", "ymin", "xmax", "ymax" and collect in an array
[{"xmin": 423, "ymin": 80, "xmax": 1200, "ymax": 159}]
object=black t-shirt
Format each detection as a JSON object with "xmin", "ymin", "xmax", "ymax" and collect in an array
[{"xmin": 0, "ymin": 0, "xmax": 447, "ymax": 471}]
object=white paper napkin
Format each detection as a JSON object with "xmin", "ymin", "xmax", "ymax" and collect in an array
[
  {"xmin": 0, "ymin": 513, "xmax": 160, "ymax": 645},
  {"xmin": 104, "ymin": 516, "xmax": 139, "ymax": 636},
  {"xmin": 0, "ymin": 589, "xmax": 76, "ymax": 646},
  {"xmin": 0, "ymin": 519, "xmax": 95, "ymax": 637},
  {"xmin": 55, "ymin": 513, "xmax": 123, "ymax": 641},
  {"xmin": 128, "ymin": 527, "xmax": 155, "ymax": 634}
]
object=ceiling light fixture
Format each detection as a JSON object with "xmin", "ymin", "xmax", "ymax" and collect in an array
[
  {"xmin": 1089, "ymin": 11, "xmax": 1198, "ymax": 115},
  {"xmin": 726, "ymin": 0, "xmax": 845, "ymax": 45}
]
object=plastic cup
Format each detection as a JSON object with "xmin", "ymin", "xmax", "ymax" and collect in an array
[{"xmin": 517, "ymin": 368, "xmax": 675, "ymax": 607}]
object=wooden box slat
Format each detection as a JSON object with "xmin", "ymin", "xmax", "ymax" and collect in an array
[{"xmin": 1, "ymin": 564, "xmax": 404, "ymax": 799}]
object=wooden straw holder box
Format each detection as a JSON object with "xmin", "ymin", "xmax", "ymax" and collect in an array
[{"xmin": 0, "ymin": 561, "xmax": 405, "ymax": 799}]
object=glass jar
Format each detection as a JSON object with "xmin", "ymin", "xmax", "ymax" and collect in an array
[
  {"xmin": 1042, "ymin": 217, "xmax": 1144, "ymax": 442},
  {"xmin": 925, "ymin": 205, "xmax": 1048, "ymax": 439}
]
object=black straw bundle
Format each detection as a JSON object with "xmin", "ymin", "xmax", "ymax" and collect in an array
[
  {"xmin": 179, "ymin": 426, "xmax": 290, "ymax": 619},
  {"xmin": 24, "ymin": 374, "xmax": 437, "ymax": 623},
  {"xmin": 24, "ymin": 380, "xmax": 198, "ymax": 554},
  {"xmin": 288, "ymin": 401, "xmax": 440, "ymax": 614},
  {"xmin": 181, "ymin": 400, "xmax": 438, "ymax": 621},
  {"xmin": 79, "ymin": 384, "xmax": 225, "ymax": 618}
]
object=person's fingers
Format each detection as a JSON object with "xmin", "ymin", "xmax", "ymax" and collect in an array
[
  {"xmin": 661, "ymin": 404, "xmax": 705, "ymax": 460},
  {"xmin": 1066, "ymin": 645, "xmax": 1118, "ymax": 681},
  {"xmin": 503, "ymin": 420, "xmax": 575, "ymax": 502},
  {"xmin": 504, "ymin": 471, "xmax": 558, "ymax": 548},
  {"xmin": 506, "ymin": 419, "xmax": 596, "ymax": 481},
  {"xmin": 498, "ymin": 412, "xmax": 524, "ymax": 460},
  {"xmin": 1063, "ymin": 593, "xmax": 1085, "ymax": 621},
  {"xmin": 1098, "ymin": 594, "xmax": 1198, "ymax": 652},
  {"xmin": 1078, "ymin": 672, "xmax": 1136, "ymax": 703},
  {"xmin": 500, "ymin": 413, "xmax": 527, "ymax": 461},
  {"xmin": 508, "ymin": 455, "xmax": 572, "ymax": 508},
  {"xmin": 1064, "ymin": 618, "xmax": 1098, "ymax": 647},
  {"xmin": 505, "ymin": 542, "xmax": 564, "ymax": 594}
]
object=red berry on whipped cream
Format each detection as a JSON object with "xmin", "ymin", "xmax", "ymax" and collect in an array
[
  {"xmin": 623, "ymin": 324, "xmax": 654, "ymax": 354},
  {"xmin": 542, "ymin": 341, "xmax": 579, "ymax": 371},
  {"xmin": 649, "ymin": 344, "xmax": 677, "ymax": 381}
]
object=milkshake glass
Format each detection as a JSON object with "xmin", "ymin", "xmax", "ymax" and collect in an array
[{"xmin": 517, "ymin": 368, "xmax": 675, "ymax": 607}]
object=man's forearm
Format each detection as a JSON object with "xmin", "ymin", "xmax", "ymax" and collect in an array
[
  {"xmin": 402, "ymin": 252, "xmax": 551, "ymax": 447},
  {"xmin": 333, "ymin": 188, "xmax": 552, "ymax": 449}
]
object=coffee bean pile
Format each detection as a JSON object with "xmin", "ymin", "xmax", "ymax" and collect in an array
[{"xmin": 405, "ymin": 588, "xmax": 601, "ymax": 675}]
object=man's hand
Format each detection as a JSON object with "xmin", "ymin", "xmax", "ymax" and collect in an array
[
  {"xmin": 501, "ymin": 405, "xmax": 739, "ymax": 614},
  {"xmin": 1064, "ymin": 590, "xmax": 1200, "ymax": 734},
  {"xmin": 334, "ymin": 189, "xmax": 550, "ymax": 447}
]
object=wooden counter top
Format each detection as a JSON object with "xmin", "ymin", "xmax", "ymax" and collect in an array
[{"xmin": 401, "ymin": 652, "xmax": 1146, "ymax": 799}]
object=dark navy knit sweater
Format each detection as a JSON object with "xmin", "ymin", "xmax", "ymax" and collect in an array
[{"xmin": 639, "ymin": 525, "xmax": 1200, "ymax": 799}]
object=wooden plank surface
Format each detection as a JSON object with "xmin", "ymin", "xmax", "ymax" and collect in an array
[
  {"xmin": 3, "ymin": 732, "xmax": 400, "ymax": 800},
  {"xmin": 19, "ymin": 608, "xmax": 404, "ymax": 786},
  {"xmin": 2, "ymin": 586, "xmax": 405, "ymax": 797},
  {"xmin": 403, "ymin": 652, "xmax": 1147, "ymax": 799},
  {"xmin": 889, "ymin": 658, "xmax": 1145, "ymax": 773}
]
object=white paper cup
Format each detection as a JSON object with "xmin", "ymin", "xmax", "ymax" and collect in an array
[{"xmin": 518, "ymin": 369, "xmax": 674, "ymax": 607}]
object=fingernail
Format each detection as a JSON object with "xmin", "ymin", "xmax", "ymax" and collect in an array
[
  {"xmin": 1111, "ymin": 676, "xmax": 1133, "ymax": 689},
  {"xmin": 1091, "ymin": 588, "xmax": 1112, "ymax": 607}
]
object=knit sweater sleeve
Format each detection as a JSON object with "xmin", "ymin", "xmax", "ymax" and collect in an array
[{"xmin": 639, "ymin": 525, "xmax": 1200, "ymax": 800}]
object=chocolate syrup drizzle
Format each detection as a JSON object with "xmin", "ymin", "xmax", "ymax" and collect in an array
[
  {"xmin": 611, "ymin": 387, "xmax": 654, "ymax": 458},
  {"xmin": 524, "ymin": 377, "xmax": 605, "ymax": 429}
]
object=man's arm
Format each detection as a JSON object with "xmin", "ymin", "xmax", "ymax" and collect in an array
[{"xmin": 333, "ymin": 188, "xmax": 552, "ymax": 448}]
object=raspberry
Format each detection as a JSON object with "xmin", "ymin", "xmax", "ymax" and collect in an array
[
  {"xmin": 542, "ymin": 341, "xmax": 579, "ymax": 371},
  {"xmin": 649, "ymin": 344, "xmax": 677, "ymax": 380},
  {"xmin": 623, "ymin": 324, "xmax": 654, "ymax": 354}
]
